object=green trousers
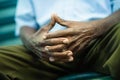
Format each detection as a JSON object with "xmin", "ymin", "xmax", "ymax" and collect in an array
[{"xmin": 0, "ymin": 23, "xmax": 120, "ymax": 80}]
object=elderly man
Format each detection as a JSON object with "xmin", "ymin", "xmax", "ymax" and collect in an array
[{"xmin": 0, "ymin": 0, "xmax": 120, "ymax": 80}]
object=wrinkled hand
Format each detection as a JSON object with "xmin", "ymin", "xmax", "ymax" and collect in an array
[
  {"xmin": 26, "ymin": 16, "xmax": 55, "ymax": 61},
  {"xmin": 45, "ymin": 15, "xmax": 101, "ymax": 55},
  {"xmin": 27, "ymin": 16, "xmax": 73, "ymax": 62}
]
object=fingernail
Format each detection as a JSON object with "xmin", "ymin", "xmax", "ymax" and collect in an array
[
  {"xmin": 68, "ymin": 57, "xmax": 73, "ymax": 62},
  {"xmin": 49, "ymin": 57, "xmax": 55, "ymax": 62},
  {"xmin": 67, "ymin": 52, "xmax": 72, "ymax": 56},
  {"xmin": 43, "ymin": 33, "xmax": 47, "ymax": 39},
  {"xmin": 63, "ymin": 39, "xmax": 69, "ymax": 44},
  {"xmin": 43, "ymin": 36, "xmax": 46, "ymax": 39},
  {"xmin": 45, "ymin": 46, "xmax": 49, "ymax": 51}
]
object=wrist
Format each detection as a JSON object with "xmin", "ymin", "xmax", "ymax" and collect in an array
[
  {"xmin": 92, "ymin": 19, "xmax": 110, "ymax": 38},
  {"xmin": 95, "ymin": 10, "xmax": 120, "ymax": 37}
]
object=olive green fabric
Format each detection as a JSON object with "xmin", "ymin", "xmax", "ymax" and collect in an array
[
  {"xmin": 0, "ymin": 23, "xmax": 120, "ymax": 80},
  {"xmin": 85, "ymin": 23, "xmax": 120, "ymax": 79}
]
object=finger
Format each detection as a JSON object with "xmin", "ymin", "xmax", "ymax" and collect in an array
[
  {"xmin": 35, "ymin": 48, "xmax": 51, "ymax": 61},
  {"xmin": 35, "ymin": 46, "xmax": 51, "ymax": 55},
  {"xmin": 44, "ymin": 44, "xmax": 66, "ymax": 52},
  {"xmin": 53, "ymin": 14, "xmax": 69, "ymax": 27},
  {"xmin": 69, "ymin": 36, "xmax": 91, "ymax": 53},
  {"xmin": 75, "ymin": 38, "xmax": 91, "ymax": 54},
  {"xmin": 49, "ymin": 50, "xmax": 73, "ymax": 58},
  {"xmin": 69, "ymin": 34, "xmax": 85, "ymax": 43},
  {"xmin": 49, "ymin": 56, "xmax": 74, "ymax": 62},
  {"xmin": 68, "ymin": 34, "xmax": 85, "ymax": 50},
  {"xmin": 46, "ymin": 28, "xmax": 77, "ymax": 38},
  {"xmin": 33, "ymin": 49, "xmax": 49, "ymax": 59},
  {"xmin": 39, "ymin": 38, "xmax": 69, "ymax": 46},
  {"xmin": 46, "ymin": 15, "xmax": 56, "ymax": 32},
  {"xmin": 40, "ymin": 15, "xmax": 56, "ymax": 33}
]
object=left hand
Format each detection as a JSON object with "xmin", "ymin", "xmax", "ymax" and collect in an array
[
  {"xmin": 28, "ymin": 15, "xmax": 73, "ymax": 62},
  {"xmin": 45, "ymin": 15, "xmax": 103, "ymax": 55}
]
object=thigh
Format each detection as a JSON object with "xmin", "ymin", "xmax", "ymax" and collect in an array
[
  {"xmin": 84, "ymin": 23, "xmax": 120, "ymax": 79},
  {"xmin": 0, "ymin": 45, "xmax": 80, "ymax": 80},
  {"xmin": 0, "ymin": 45, "xmax": 38, "ymax": 80}
]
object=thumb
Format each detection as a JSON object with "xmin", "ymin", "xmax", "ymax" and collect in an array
[
  {"xmin": 45, "ymin": 15, "xmax": 56, "ymax": 32},
  {"xmin": 34, "ymin": 16, "xmax": 55, "ymax": 39},
  {"xmin": 53, "ymin": 14, "xmax": 69, "ymax": 27}
]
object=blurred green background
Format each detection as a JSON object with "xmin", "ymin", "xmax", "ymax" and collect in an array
[
  {"xmin": 0, "ymin": 0, "xmax": 22, "ymax": 46},
  {"xmin": 0, "ymin": 0, "xmax": 113, "ymax": 79}
]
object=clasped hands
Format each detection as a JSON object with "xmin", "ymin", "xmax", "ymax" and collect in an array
[{"xmin": 29, "ymin": 14, "xmax": 101, "ymax": 62}]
